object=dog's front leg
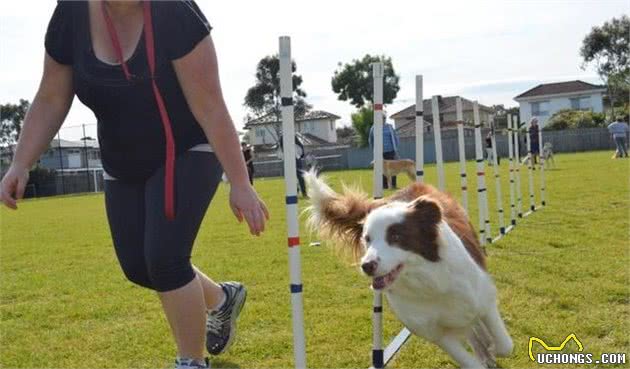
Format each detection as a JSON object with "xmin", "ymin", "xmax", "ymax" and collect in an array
[
  {"xmin": 481, "ymin": 304, "xmax": 513, "ymax": 357},
  {"xmin": 436, "ymin": 335, "xmax": 485, "ymax": 368}
]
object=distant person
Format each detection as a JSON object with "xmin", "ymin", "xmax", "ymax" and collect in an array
[
  {"xmin": 608, "ymin": 116, "xmax": 629, "ymax": 158},
  {"xmin": 369, "ymin": 113, "xmax": 401, "ymax": 189},
  {"xmin": 241, "ymin": 142, "xmax": 255, "ymax": 185},
  {"xmin": 528, "ymin": 118, "xmax": 540, "ymax": 166},
  {"xmin": 278, "ymin": 134, "xmax": 308, "ymax": 197},
  {"xmin": 485, "ymin": 131, "xmax": 500, "ymax": 165}
]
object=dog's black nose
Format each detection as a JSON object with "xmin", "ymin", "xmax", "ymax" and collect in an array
[{"xmin": 361, "ymin": 260, "xmax": 378, "ymax": 276}]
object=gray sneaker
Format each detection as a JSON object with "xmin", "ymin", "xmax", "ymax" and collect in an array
[
  {"xmin": 205, "ymin": 282, "xmax": 247, "ymax": 355},
  {"xmin": 174, "ymin": 357, "xmax": 210, "ymax": 369}
]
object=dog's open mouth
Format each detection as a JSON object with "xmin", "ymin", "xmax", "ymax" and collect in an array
[{"xmin": 372, "ymin": 263, "xmax": 404, "ymax": 290}]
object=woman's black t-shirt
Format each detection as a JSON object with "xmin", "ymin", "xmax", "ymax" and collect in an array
[{"xmin": 45, "ymin": 1, "xmax": 212, "ymax": 181}]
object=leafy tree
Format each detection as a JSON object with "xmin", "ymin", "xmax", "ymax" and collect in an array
[
  {"xmin": 580, "ymin": 15, "xmax": 630, "ymax": 114},
  {"xmin": 544, "ymin": 109, "xmax": 607, "ymax": 131},
  {"xmin": 351, "ymin": 106, "xmax": 374, "ymax": 147},
  {"xmin": 244, "ymin": 55, "xmax": 311, "ymax": 143},
  {"xmin": 491, "ymin": 104, "xmax": 520, "ymax": 128},
  {"xmin": 331, "ymin": 54, "xmax": 400, "ymax": 108},
  {"xmin": 336, "ymin": 126, "xmax": 357, "ymax": 145},
  {"xmin": 0, "ymin": 99, "xmax": 30, "ymax": 150}
]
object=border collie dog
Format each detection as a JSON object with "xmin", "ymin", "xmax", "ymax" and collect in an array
[{"xmin": 304, "ymin": 171, "xmax": 513, "ymax": 368}]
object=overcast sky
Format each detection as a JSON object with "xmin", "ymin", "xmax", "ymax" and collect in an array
[{"xmin": 0, "ymin": 0, "xmax": 626, "ymax": 140}]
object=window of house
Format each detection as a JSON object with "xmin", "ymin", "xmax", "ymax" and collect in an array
[
  {"xmin": 570, "ymin": 96, "xmax": 591, "ymax": 111},
  {"xmin": 531, "ymin": 101, "xmax": 549, "ymax": 116},
  {"xmin": 330, "ymin": 120, "xmax": 334, "ymax": 131},
  {"xmin": 256, "ymin": 128, "xmax": 266, "ymax": 137}
]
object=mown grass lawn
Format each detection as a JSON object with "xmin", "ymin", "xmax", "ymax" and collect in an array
[{"xmin": 1, "ymin": 151, "xmax": 628, "ymax": 368}]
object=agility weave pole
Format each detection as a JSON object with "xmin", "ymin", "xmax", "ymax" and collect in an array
[
  {"xmin": 538, "ymin": 125, "xmax": 546, "ymax": 206},
  {"xmin": 431, "ymin": 96, "xmax": 446, "ymax": 191},
  {"xmin": 371, "ymin": 62, "xmax": 386, "ymax": 369},
  {"xmin": 456, "ymin": 97, "xmax": 468, "ymax": 213},
  {"xmin": 473, "ymin": 102, "xmax": 491, "ymax": 245},
  {"xmin": 279, "ymin": 36, "xmax": 307, "ymax": 369},
  {"xmin": 507, "ymin": 115, "xmax": 517, "ymax": 227},
  {"xmin": 513, "ymin": 115, "xmax": 523, "ymax": 218},
  {"xmin": 525, "ymin": 119, "xmax": 536, "ymax": 213},
  {"xmin": 489, "ymin": 120, "xmax": 506, "ymax": 238},
  {"xmin": 415, "ymin": 75, "xmax": 424, "ymax": 183}
]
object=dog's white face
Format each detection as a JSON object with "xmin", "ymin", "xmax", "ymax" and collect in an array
[{"xmin": 359, "ymin": 198, "xmax": 442, "ymax": 290}]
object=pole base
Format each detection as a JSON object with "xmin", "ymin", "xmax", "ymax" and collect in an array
[{"xmin": 372, "ymin": 349, "xmax": 384, "ymax": 368}]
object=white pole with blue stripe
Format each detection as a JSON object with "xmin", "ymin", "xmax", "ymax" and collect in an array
[
  {"xmin": 431, "ymin": 96, "xmax": 445, "ymax": 191},
  {"xmin": 455, "ymin": 97, "xmax": 468, "ymax": 212},
  {"xmin": 279, "ymin": 36, "xmax": 307, "ymax": 369},
  {"xmin": 371, "ymin": 62, "xmax": 384, "ymax": 369},
  {"xmin": 415, "ymin": 75, "xmax": 424, "ymax": 183}
]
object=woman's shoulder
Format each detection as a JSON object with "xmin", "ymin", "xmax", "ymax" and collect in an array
[
  {"xmin": 153, "ymin": 0, "xmax": 212, "ymax": 60},
  {"xmin": 154, "ymin": 0, "xmax": 210, "ymax": 28}
]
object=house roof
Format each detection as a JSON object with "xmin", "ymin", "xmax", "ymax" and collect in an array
[
  {"xmin": 390, "ymin": 96, "xmax": 493, "ymax": 120},
  {"xmin": 395, "ymin": 119, "xmax": 475, "ymax": 138},
  {"xmin": 514, "ymin": 80, "xmax": 605, "ymax": 99},
  {"xmin": 245, "ymin": 110, "xmax": 341, "ymax": 127},
  {"xmin": 395, "ymin": 120, "xmax": 431, "ymax": 138},
  {"xmin": 50, "ymin": 138, "xmax": 99, "ymax": 148}
]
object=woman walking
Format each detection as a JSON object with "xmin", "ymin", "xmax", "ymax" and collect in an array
[{"xmin": 0, "ymin": 1, "xmax": 268, "ymax": 368}]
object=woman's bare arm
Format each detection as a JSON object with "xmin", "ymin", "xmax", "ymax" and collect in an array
[
  {"xmin": 173, "ymin": 35, "xmax": 269, "ymax": 235},
  {"xmin": 14, "ymin": 54, "xmax": 74, "ymax": 169},
  {"xmin": 0, "ymin": 53, "xmax": 74, "ymax": 209}
]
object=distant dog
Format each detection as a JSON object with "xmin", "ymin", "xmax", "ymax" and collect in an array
[
  {"xmin": 542, "ymin": 142, "xmax": 555, "ymax": 168},
  {"xmin": 370, "ymin": 159, "xmax": 416, "ymax": 189},
  {"xmin": 304, "ymin": 171, "xmax": 513, "ymax": 368}
]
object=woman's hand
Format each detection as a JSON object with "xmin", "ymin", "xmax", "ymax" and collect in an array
[
  {"xmin": 0, "ymin": 164, "xmax": 30, "ymax": 210},
  {"xmin": 229, "ymin": 183, "xmax": 269, "ymax": 236}
]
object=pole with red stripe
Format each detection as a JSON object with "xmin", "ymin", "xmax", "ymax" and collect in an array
[
  {"xmin": 455, "ymin": 97, "xmax": 468, "ymax": 212},
  {"xmin": 279, "ymin": 36, "xmax": 306, "ymax": 369}
]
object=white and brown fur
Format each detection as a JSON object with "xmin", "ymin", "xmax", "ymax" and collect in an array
[
  {"xmin": 542, "ymin": 142, "xmax": 555, "ymax": 168},
  {"xmin": 304, "ymin": 171, "xmax": 513, "ymax": 368},
  {"xmin": 370, "ymin": 159, "xmax": 416, "ymax": 189}
]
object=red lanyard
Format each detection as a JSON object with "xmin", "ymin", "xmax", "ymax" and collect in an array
[{"xmin": 101, "ymin": 1, "xmax": 176, "ymax": 221}]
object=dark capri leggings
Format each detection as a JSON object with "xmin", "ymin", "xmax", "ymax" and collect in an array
[{"xmin": 104, "ymin": 151, "xmax": 223, "ymax": 292}]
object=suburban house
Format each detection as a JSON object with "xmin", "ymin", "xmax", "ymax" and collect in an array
[
  {"xmin": 514, "ymin": 80, "xmax": 606, "ymax": 127},
  {"xmin": 245, "ymin": 110, "xmax": 340, "ymax": 146},
  {"xmin": 390, "ymin": 96, "xmax": 494, "ymax": 138},
  {"xmin": 39, "ymin": 138, "xmax": 102, "ymax": 171}
]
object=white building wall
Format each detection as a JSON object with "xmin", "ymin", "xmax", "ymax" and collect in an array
[
  {"xmin": 518, "ymin": 91, "xmax": 605, "ymax": 128},
  {"xmin": 248, "ymin": 118, "xmax": 338, "ymax": 145}
]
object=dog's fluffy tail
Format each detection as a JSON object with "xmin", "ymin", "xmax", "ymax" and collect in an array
[{"xmin": 303, "ymin": 169, "xmax": 376, "ymax": 261}]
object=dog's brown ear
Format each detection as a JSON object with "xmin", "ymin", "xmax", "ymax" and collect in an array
[{"xmin": 407, "ymin": 196, "xmax": 442, "ymax": 225}]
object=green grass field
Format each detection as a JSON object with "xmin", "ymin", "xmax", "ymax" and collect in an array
[{"xmin": 1, "ymin": 151, "xmax": 629, "ymax": 368}]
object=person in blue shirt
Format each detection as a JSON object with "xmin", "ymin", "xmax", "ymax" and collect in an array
[
  {"xmin": 369, "ymin": 113, "xmax": 401, "ymax": 189},
  {"xmin": 608, "ymin": 116, "xmax": 629, "ymax": 158}
]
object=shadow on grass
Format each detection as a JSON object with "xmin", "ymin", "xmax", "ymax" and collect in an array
[{"xmin": 211, "ymin": 359, "xmax": 241, "ymax": 369}]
